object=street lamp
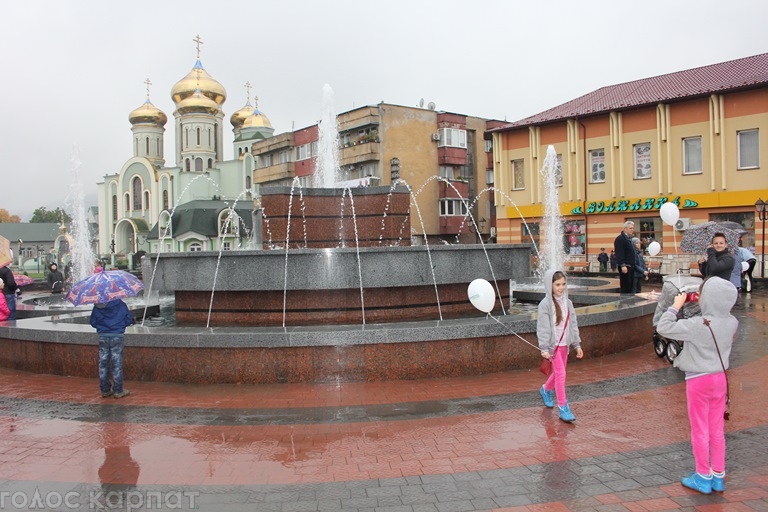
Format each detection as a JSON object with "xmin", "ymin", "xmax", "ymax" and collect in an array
[{"xmin": 756, "ymin": 198, "xmax": 767, "ymax": 278}]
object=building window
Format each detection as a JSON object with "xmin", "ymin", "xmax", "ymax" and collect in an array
[
  {"xmin": 296, "ymin": 143, "xmax": 313, "ymax": 161},
  {"xmin": 634, "ymin": 143, "xmax": 652, "ymax": 179},
  {"xmin": 484, "ymin": 139, "xmax": 493, "ymax": 153},
  {"xmin": 439, "ymin": 198, "xmax": 468, "ymax": 216},
  {"xmin": 589, "ymin": 149, "xmax": 605, "ymax": 183},
  {"xmin": 278, "ymin": 149, "xmax": 291, "ymax": 164},
  {"xmin": 486, "ymin": 169, "xmax": 494, "ymax": 185},
  {"xmin": 522, "ymin": 222, "xmax": 539, "ymax": 247},
  {"xmin": 162, "ymin": 190, "xmax": 169, "ymax": 210},
  {"xmin": 145, "ymin": 137, "xmax": 150, "ymax": 155},
  {"xmin": 511, "ymin": 159, "xmax": 525, "ymax": 190},
  {"xmin": 195, "ymin": 158, "xmax": 203, "ymax": 172},
  {"xmin": 683, "ymin": 137, "xmax": 703, "ymax": 175},
  {"xmin": 438, "ymin": 128, "xmax": 467, "ymax": 148},
  {"xmin": 440, "ymin": 166, "xmax": 459, "ymax": 179},
  {"xmin": 144, "ymin": 191, "xmax": 150, "ymax": 212},
  {"xmin": 555, "ymin": 154, "xmax": 563, "ymax": 187},
  {"xmin": 124, "ymin": 193, "xmax": 130, "ymax": 212},
  {"xmin": 188, "ymin": 242, "xmax": 202, "ymax": 252},
  {"xmin": 196, "ymin": 128, "xmax": 201, "ymax": 146},
  {"xmin": 563, "ymin": 220, "xmax": 585, "ymax": 255},
  {"xmin": 185, "ymin": 159, "xmax": 190, "ymax": 172},
  {"xmin": 208, "ymin": 158, "xmax": 213, "ymax": 169},
  {"xmin": 627, "ymin": 217, "xmax": 662, "ymax": 252},
  {"xmin": 245, "ymin": 176, "xmax": 251, "ymax": 190},
  {"xmin": 738, "ymin": 129, "xmax": 759, "ymax": 169},
  {"xmin": 132, "ymin": 177, "xmax": 142, "ymax": 210},
  {"xmin": 710, "ymin": 212, "xmax": 756, "ymax": 254},
  {"xmin": 262, "ymin": 154, "xmax": 273, "ymax": 167},
  {"xmin": 112, "ymin": 195, "xmax": 118, "ymax": 221},
  {"xmin": 222, "ymin": 241, "xmax": 231, "ymax": 251}
]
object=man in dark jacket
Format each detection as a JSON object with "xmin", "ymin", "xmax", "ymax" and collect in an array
[
  {"xmin": 0, "ymin": 264, "xmax": 18, "ymax": 320},
  {"xmin": 698, "ymin": 233, "xmax": 735, "ymax": 281},
  {"xmin": 90, "ymin": 299, "xmax": 134, "ymax": 399},
  {"xmin": 614, "ymin": 221, "xmax": 635, "ymax": 293}
]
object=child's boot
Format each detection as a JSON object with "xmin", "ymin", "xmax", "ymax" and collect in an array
[
  {"xmin": 711, "ymin": 471, "xmax": 725, "ymax": 492},
  {"xmin": 539, "ymin": 386, "xmax": 554, "ymax": 408},
  {"xmin": 681, "ymin": 472, "xmax": 712, "ymax": 494},
  {"xmin": 558, "ymin": 402, "xmax": 575, "ymax": 422}
]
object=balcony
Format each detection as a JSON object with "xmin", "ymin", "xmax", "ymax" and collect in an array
[
  {"xmin": 253, "ymin": 162, "xmax": 295, "ymax": 184},
  {"xmin": 340, "ymin": 141, "xmax": 380, "ymax": 167},
  {"xmin": 439, "ymin": 179, "xmax": 469, "ymax": 199}
]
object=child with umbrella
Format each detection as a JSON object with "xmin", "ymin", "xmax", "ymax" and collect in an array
[{"xmin": 67, "ymin": 270, "xmax": 144, "ymax": 399}]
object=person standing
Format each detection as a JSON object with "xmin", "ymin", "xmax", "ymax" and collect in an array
[
  {"xmin": 631, "ymin": 238, "xmax": 649, "ymax": 293},
  {"xmin": 0, "ymin": 279, "xmax": 10, "ymax": 321},
  {"xmin": 614, "ymin": 221, "xmax": 636, "ymax": 293},
  {"xmin": 0, "ymin": 263, "xmax": 18, "ymax": 320},
  {"xmin": 597, "ymin": 248, "xmax": 609, "ymax": 272},
  {"xmin": 537, "ymin": 269, "xmax": 584, "ymax": 423},
  {"xmin": 738, "ymin": 245, "xmax": 756, "ymax": 292},
  {"xmin": 609, "ymin": 250, "xmax": 617, "ymax": 272},
  {"xmin": 698, "ymin": 233, "xmax": 735, "ymax": 281},
  {"xmin": 657, "ymin": 277, "xmax": 739, "ymax": 494},
  {"xmin": 47, "ymin": 263, "xmax": 64, "ymax": 294},
  {"xmin": 90, "ymin": 299, "xmax": 134, "ymax": 399}
]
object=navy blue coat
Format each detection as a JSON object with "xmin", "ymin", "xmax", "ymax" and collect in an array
[{"xmin": 89, "ymin": 299, "xmax": 133, "ymax": 334}]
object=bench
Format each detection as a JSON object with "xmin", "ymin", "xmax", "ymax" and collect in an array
[
  {"xmin": 689, "ymin": 262, "xmax": 703, "ymax": 277},
  {"xmin": 646, "ymin": 261, "xmax": 662, "ymax": 273},
  {"xmin": 564, "ymin": 261, "xmax": 590, "ymax": 272}
]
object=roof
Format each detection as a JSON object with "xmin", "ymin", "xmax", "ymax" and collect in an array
[
  {"xmin": 0, "ymin": 223, "xmax": 69, "ymax": 243},
  {"xmin": 147, "ymin": 200, "xmax": 254, "ymax": 238},
  {"xmin": 491, "ymin": 53, "xmax": 768, "ymax": 132}
]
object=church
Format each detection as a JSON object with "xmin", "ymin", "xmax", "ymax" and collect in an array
[{"xmin": 96, "ymin": 40, "xmax": 272, "ymax": 265}]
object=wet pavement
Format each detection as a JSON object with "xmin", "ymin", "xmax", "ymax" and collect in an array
[{"xmin": 0, "ymin": 288, "xmax": 766, "ymax": 511}]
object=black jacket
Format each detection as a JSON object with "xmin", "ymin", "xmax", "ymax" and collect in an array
[
  {"xmin": 0, "ymin": 266, "xmax": 17, "ymax": 294},
  {"xmin": 48, "ymin": 269, "xmax": 64, "ymax": 293},
  {"xmin": 613, "ymin": 232, "xmax": 635, "ymax": 272},
  {"xmin": 699, "ymin": 247, "xmax": 735, "ymax": 280}
]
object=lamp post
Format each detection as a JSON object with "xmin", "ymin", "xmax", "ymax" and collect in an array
[{"xmin": 756, "ymin": 198, "xmax": 767, "ymax": 278}]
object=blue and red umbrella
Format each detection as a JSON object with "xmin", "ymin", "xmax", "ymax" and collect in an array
[{"xmin": 66, "ymin": 270, "xmax": 144, "ymax": 306}]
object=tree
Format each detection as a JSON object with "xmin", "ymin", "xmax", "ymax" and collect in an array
[
  {"xmin": 30, "ymin": 207, "xmax": 72, "ymax": 224},
  {"xmin": 0, "ymin": 208, "xmax": 21, "ymax": 223}
]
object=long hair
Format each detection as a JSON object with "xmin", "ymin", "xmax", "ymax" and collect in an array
[{"xmin": 551, "ymin": 271, "xmax": 566, "ymax": 325}]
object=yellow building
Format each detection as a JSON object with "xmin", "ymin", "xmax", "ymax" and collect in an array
[{"xmin": 490, "ymin": 53, "xmax": 768, "ymax": 273}]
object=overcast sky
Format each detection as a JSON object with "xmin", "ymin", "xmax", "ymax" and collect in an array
[{"xmin": 2, "ymin": 0, "xmax": 766, "ymax": 221}]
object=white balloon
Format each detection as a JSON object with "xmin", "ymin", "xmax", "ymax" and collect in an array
[
  {"xmin": 741, "ymin": 261, "xmax": 749, "ymax": 272},
  {"xmin": 467, "ymin": 278, "xmax": 495, "ymax": 313},
  {"xmin": 659, "ymin": 202, "xmax": 680, "ymax": 226},
  {"xmin": 647, "ymin": 241, "xmax": 661, "ymax": 256}
]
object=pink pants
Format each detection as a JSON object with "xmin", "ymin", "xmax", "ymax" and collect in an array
[
  {"xmin": 543, "ymin": 346, "xmax": 569, "ymax": 406},
  {"xmin": 686, "ymin": 372, "xmax": 727, "ymax": 475}
]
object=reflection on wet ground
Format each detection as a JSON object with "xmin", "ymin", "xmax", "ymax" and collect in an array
[{"xmin": 0, "ymin": 288, "xmax": 766, "ymax": 510}]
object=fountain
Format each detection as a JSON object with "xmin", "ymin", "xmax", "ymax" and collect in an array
[{"xmin": 0, "ymin": 94, "xmax": 658, "ymax": 385}]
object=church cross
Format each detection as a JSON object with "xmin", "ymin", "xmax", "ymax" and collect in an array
[
  {"xmin": 193, "ymin": 34, "xmax": 204, "ymax": 58},
  {"xmin": 144, "ymin": 78, "xmax": 152, "ymax": 100},
  {"xmin": 244, "ymin": 81, "xmax": 252, "ymax": 103}
]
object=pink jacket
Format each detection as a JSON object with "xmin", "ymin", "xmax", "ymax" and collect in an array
[{"xmin": 0, "ymin": 293, "xmax": 9, "ymax": 321}]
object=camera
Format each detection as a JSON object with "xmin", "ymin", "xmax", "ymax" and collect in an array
[{"xmin": 685, "ymin": 292, "xmax": 699, "ymax": 303}]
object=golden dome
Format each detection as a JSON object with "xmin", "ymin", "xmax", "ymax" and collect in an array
[
  {"xmin": 230, "ymin": 101, "xmax": 254, "ymax": 128},
  {"xmin": 171, "ymin": 60, "xmax": 226, "ymax": 106},
  {"xmin": 242, "ymin": 105, "xmax": 273, "ymax": 129},
  {"xmin": 175, "ymin": 89, "xmax": 219, "ymax": 115},
  {"xmin": 129, "ymin": 99, "xmax": 168, "ymax": 126}
]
